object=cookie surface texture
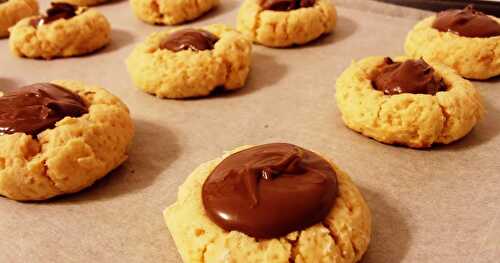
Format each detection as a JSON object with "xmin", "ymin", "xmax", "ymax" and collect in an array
[
  {"xmin": 126, "ymin": 24, "xmax": 252, "ymax": 99},
  {"xmin": 0, "ymin": 80, "xmax": 134, "ymax": 201},
  {"xmin": 335, "ymin": 56, "xmax": 484, "ymax": 148},
  {"xmin": 236, "ymin": 0, "xmax": 337, "ymax": 47},
  {"xmin": 164, "ymin": 145, "xmax": 372, "ymax": 263},
  {"xmin": 405, "ymin": 16, "xmax": 500, "ymax": 80}
]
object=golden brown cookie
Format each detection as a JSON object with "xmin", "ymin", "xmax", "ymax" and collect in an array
[
  {"xmin": 405, "ymin": 15, "xmax": 500, "ymax": 80},
  {"xmin": 9, "ymin": 4, "xmax": 111, "ymax": 59},
  {"xmin": 0, "ymin": 0, "xmax": 38, "ymax": 38},
  {"xmin": 130, "ymin": 0, "xmax": 218, "ymax": 25},
  {"xmin": 0, "ymin": 80, "xmax": 134, "ymax": 201},
  {"xmin": 335, "ymin": 56, "xmax": 484, "ymax": 148},
  {"xmin": 126, "ymin": 24, "xmax": 252, "ymax": 99},
  {"xmin": 164, "ymin": 144, "xmax": 372, "ymax": 263},
  {"xmin": 236, "ymin": 0, "xmax": 337, "ymax": 47}
]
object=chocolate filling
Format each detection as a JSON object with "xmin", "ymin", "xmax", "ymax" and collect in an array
[
  {"xmin": 159, "ymin": 29, "xmax": 219, "ymax": 52},
  {"xmin": 432, "ymin": 5, "xmax": 500, "ymax": 38},
  {"xmin": 0, "ymin": 0, "xmax": 9, "ymax": 4},
  {"xmin": 202, "ymin": 143, "xmax": 338, "ymax": 239},
  {"xmin": 372, "ymin": 58, "xmax": 446, "ymax": 95},
  {"xmin": 261, "ymin": 0, "xmax": 315, "ymax": 11},
  {"xmin": 0, "ymin": 83, "xmax": 88, "ymax": 136},
  {"xmin": 30, "ymin": 3, "xmax": 78, "ymax": 28}
]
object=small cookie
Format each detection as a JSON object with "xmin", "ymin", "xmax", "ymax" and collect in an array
[
  {"xmin": 236, "ymin": 0, "xmax": 336, "ymax": 47},
  {"xmin": 9, "ymin": 3, "xmax": 111, "ymax": 59},
  {"xmin": 0, "ymin": 0, "xmax": 38, "ymax": 38},
  {"xmin": 52, "ymin": 0, "xmax": 110, "ymax": 7},
  {"xmin": 164, "ymin": 143, "xmax": 371, "ymax": 263},
  {"xmin": 405, "ymin": 5, "xmax": 500, "ymax": 80},
  {"xmin": 335, "ymin": 56, "xmax": 484, "ymax": 148},
  {"xmin": 130, "ymin": 0, "xmax": 218, "ymax": 25},
  {"xmin": 0, "ymin": 81, "xmax": 134, "ymax": 201},
  {"xmin": 126, "ymin": 24, "xmax": 252, "ymax": 99}
]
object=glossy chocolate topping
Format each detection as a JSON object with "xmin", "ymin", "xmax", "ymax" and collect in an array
[
  {"xmin": 202, "ymin": 143, "xmax": 338, "ymax": 239},
  {"xmin": 432, "ymin": 5, "xmax": 500, "ymax": 38},
  {"xmin": 0, "ymin": 83, "xmax": 88, "ymax": 136},
  {"xmin": 30, "ymin": 3, "xmax": 78, "ymax": 27},
  {"xmin": 261, "ymin": 0, "xmax": 315, "ymax": 11},
  {"xmin": 159, "ymin": 29, "xmax": 219, "ymax": 52},
  {"xmin": 0, "ymin": 0, "xmax": 8, "ymax": 4},
  {"xmin": 372, "ymin": 58, "xmax": 446, "ymax": 95}
]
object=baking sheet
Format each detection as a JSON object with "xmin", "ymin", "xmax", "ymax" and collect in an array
[{"xmin": 0, "ymin": 0, "xmax": 499, "ymax": 262}]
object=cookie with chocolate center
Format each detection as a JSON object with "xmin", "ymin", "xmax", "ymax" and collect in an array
[
  {"xmin": 0, "ymin": 81, "xmax": 134, "ymax": 201},
  {"xmin": 164, "ymin": 144, "xmax": 371, "ymax": 262},
  {"xmin": 237, "ymin": 0, "xmax": 337, "ymax": 47},
  {"xmin": 405, "ymin": 5, "xmax": 500, "ymax": 80},
  {"xmin": 126, "ymin": 25, "xmax": 252, "ymax": 99},
  {"xmin": 9, "ymin": 3, "xmax": 111, "ymax": 59},
  {"xmin": 335, "ymin": 56, "xmax": 484, "ymax": 148}
]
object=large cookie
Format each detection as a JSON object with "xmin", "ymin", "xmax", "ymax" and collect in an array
[
  {"xmin": 9, "ymin": 4, "xmax": 110, "ymax": 59},
  {"xmin": 237, "ymin": 0, "xmax": 336, "ymax": 47},
  {"xmin": 335, "ymin": 56, "xmax": 484, "ymax": 148},
  {"xmin": 126, "ymin": 24, "xmax": 252, "ymax": 99},
  {"xmin": 164, "ymin": 144, "xmax": 372, "ymax": 263},
  {"xmin": 0, "ymin": 80, "xmax": 134, "ymax": 201},
  {"xmin": 0, "ymin": 0, "xmax": 38, "ymax": 38}
]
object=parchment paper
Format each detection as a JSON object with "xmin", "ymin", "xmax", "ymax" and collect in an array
[{"xmin": 0, "ymin": 0, "xmax": 499, "ymax": 262}]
